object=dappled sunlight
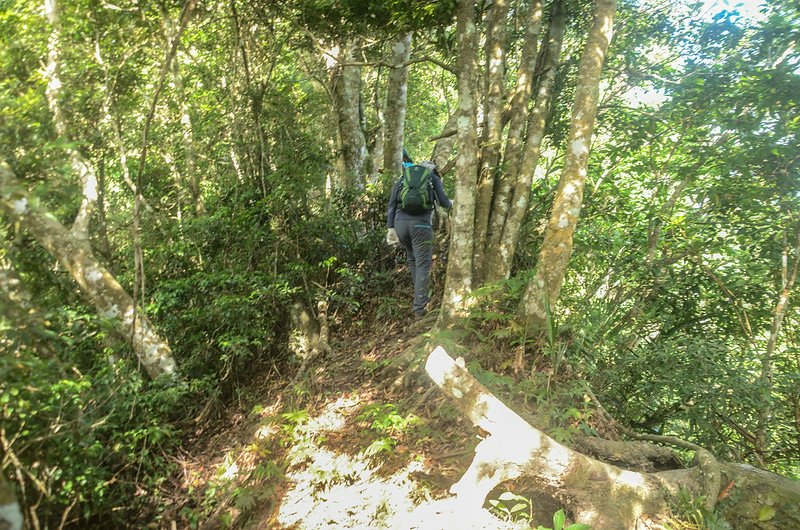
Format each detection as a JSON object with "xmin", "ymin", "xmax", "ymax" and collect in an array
[
  {"xmin": 276, "ymin": 393, "xmax": 433, "ymax": 529},
  {"xmin": 273, "ymin": 391, "xmax": 520, "ymax": 529},
  {"xmin": 277, "ymin": 444, "xmax": 428, "ymax": 529},
  {"xmin": 542, "ymin": 440, "xmax": 572, "ymax": 476},
  {"xmin": 612, "ymin": 468, "xmax": 648, "ymax": 489}
]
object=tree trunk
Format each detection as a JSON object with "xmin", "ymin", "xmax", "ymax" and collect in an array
[
  {"xmin": 484, "ymin": 0, "xmax": 564, "ymax": 284},
  {"xmin": 383, "ymin": 32, "xmax": 412, "ymax": 179},
  {"xmin": 94, "ymin": 39, "xmax": 155, "ymax": 213},
  {"xmin": 646, "ymin": 176, "xmax": 690, "ymax": 266},
  {"xmin": 172, "ymin": 55, "xmax": 205, "ymax": 216},
  {"xmin": 519, "ymin": 0, "xmax": 616, "ymax": 327},
  {"xmin": 370, "ymin": 67, "xmax": 385, "ymax": 184},
  {"xmin": 431, "ymin": 111, "xmax": 458, "ymax": 170},
  {"xmin": 425, "ymin": 347, "xmax": 800, "ymax": 528},
  {"xmin": 44, "ymin": 0, "xmax": 98, "ymax": 241},
  {"xmin": 96, "ymin": 155, "xmax": 112, "ymax": 258},
  {"xmin": 756, "ymin": 227, "xmax": 800, "ymax": 453},
  {"xmin": 473, "ymin": 0, "xmax": 509, "ymax": 282},
  {"xmin": 0, "ymin": 473, "xmax": 23, "ymax": 530},
  {"xmin": 229, "ymin": 0, "xmax": 270, "ymax": 196},
  {"xmin": 160, "ymin": 2, "xmax": 204, "ymax": 216},
  {"xmin": 0, "ymin": 161, "xmax": 178, "ymax": 380},
  {"xmin": 441, "ymin": 0, "xmax": 480, "ymax": 318},
  {"xmin": 331, "ymin": 42, "xmax": 371, "ymax": 189}
]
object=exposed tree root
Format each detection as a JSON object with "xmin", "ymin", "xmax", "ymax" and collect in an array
[
  {"xmin": 425, "ymin": 347, "xmax": 800, "ymax": 529},
  {"xmin": 583, "ymin": 384, "xmax": 721, "ymax": 511}
]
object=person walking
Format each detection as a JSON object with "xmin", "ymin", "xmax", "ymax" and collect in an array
[{"xmin": 386, "ymin": 150, "xmax": 452, "ymax": 318}]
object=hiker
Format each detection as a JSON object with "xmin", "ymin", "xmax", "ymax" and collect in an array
[{"xmin": 386, "ymin": 149, "xmax": 452, "ymax": 318}]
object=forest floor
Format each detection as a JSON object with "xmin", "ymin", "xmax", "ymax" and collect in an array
[{"xmin": 166, "ymin": 292, "xmax": 550, "ymax": 530}]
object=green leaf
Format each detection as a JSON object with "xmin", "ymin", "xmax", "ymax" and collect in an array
[
  {"xmin": 565, "ymin": 524, "xmax": 592, "ymax": 530},
  {"xmin": 757, "ymin": 506, "xmax": 776, "ymax": 522},
  {"xmin": 553, "ymin": 509, "xmax": 566, "ymax": 530},
  {"xmin": 497, "ymin": 491, "xmax": 519, "ymax": 501},
  {"xmin": 510, "ymin": 502, "xmax": 528, "ymax": 513}
]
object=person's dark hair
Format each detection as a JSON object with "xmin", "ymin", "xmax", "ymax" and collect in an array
[{"xmin": 402, "ymin": 148, "xmax": 413, "ymax": 164}]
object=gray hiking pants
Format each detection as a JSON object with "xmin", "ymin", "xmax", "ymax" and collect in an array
[{"xmin": 394, "ymin": 218, "xmax": 433, "ymax": 313}]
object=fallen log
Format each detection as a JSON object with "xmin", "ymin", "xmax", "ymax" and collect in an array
[{"xmin": 424, "ymin": 346, "xmax": 800, "ymax": 529}]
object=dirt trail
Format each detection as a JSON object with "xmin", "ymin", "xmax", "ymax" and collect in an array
[{"xmin": 174, "ymin": 312, "xmax": 527, "ymax": 529}]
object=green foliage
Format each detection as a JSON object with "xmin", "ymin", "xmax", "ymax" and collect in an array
[
  {"xmin": 357, "ymin": 403, "xmax": 424, "ymax": 457},
  {"xmin": 0, "ymin": 331, "xmax": 190, "ymax": 526},
  {"xmin": 664, "ymin": 487, "xmax": 733, "ymax": 530},
  {"xmin": 537, "ymin": 509, "xmax": 591, "ymax": 530},
  {"xmin": 2, "ymin": 0, "xmax": 799, "ymax": 526},
  {"xmin": 358, "ymin": 403, "xmax": 421, "ymax": 437},
  {"xmin": 488, "ymin": 493, "xmax": 590, "ymax": 530},
  {"xmin": 488, "ymin": 491, "xmax": 533, "ymax": 524}
]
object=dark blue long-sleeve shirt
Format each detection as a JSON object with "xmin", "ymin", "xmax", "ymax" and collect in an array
[{"xmin": 387, "ymin": 164, "xmax": 452, "ymax": 228}]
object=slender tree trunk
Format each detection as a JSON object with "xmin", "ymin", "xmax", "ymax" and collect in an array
[
  {"xmin": 132, "ymin": 0, "xmax": 198, "ymax": 316},
  {"xmin": 230, "ymin": 0, "xmax": 269, "ymax": 196},
  {"xmin": 473, "ymin": 0, "xmax": 509, "ymax": 282},
  {"xmin": 172, "ymin": 57, "xmax": 204, "ymax": 215},
  {"xmin": 383, "ymin": 32, "xmax": 412, "ymax": 179},
  {"xmin": 484, "ymin": 0, "xmax": 564, "ymax": 284},
  {"xmin": 370, "ymin": 67, "xmax": 385, "ymax": 184},
  {"xmin": 0, "ymin": 161, "xmax": 178, "ymax": 379},
  {"xmin": 93, "ymin": 37, "xmax": 155, "ymax": 213},
  {"xmin": 331, "ymin": 42, "xmax": 372, "ymax": 189},
  {"xmin": 95, "ymin": 155, "xmax": 112, "ymax": 258},
  {"xmin": 756, "ymin": 226, "xmax": 800, "ymax": 453},
  {"xmin": 160, "ymin": 3, "xmax": 203, "ymax": 215},
  {"xmin": 646, "ymin": 176, "xmax": 690, "ymax": 266},
  {"xmin": 519, "ymin": 0, "xmax": 617, "ymax": 326},
  {"xmin": 441, "ymin": 0, "xmax": 480, "ymax": 318},
  {"xmin": 44, "ymin": 0, "xmax": 98, "ymax": 241},
  {"xmin": 431, "ymin": 111, "xmax": 458, "ymax": 169}
]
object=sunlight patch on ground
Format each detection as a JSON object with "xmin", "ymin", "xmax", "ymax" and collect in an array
[
  {"xmin": 275, "ymin": 393, "xmax": 522, "ymax": 529},
  {"xmin": 277, "ymin": 446, "xmax": 428, "ymax": 529},
  {"xmin": 277, "ymin": 393, "xmax": 425, "ymax": 528}
]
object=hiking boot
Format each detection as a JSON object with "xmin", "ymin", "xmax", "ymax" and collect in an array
[{"xmin": 413, "ymin": 309, "xmax": 427, "ymax": 320}]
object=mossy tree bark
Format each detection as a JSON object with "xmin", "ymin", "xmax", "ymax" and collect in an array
[
  {"xmin": 440, "ymin": 0, "xmax": 566, "ymax": 296},
  {"xmin": 472, "ymin": 0, "xmax": 509, "ymax": 281},
  {"xmin": 441, "ymin": 0, "xmax": 480, "ymax": 318},
  {"xmin": 518, "ymin": 0, "xmax": 617, "ymax": 328},
  {"xmin": 0, "ymin": 161, "xmax": 178, "ymax": 380},
  {"xmin": 755, "ymin": 226, "xmax": 800, "ymax": 454},
  {"xmin": 484, "ymin": 0, "xmax": 565, "ymax": 284},
  {"xmin": 331, "ymin": 41, "xmax": 372, "ymax": 189},
  {"xmin": 44, "ymin": 0, "xmax": 98, "ymax": 241},
  {"xmin": 383, "ymin": 32, "xmax": 413, "ymax": 180}
]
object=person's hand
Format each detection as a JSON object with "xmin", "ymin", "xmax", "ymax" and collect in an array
[{"xmin": 386, "ymin": 228, "xmax": 400, "ymax": 246}]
